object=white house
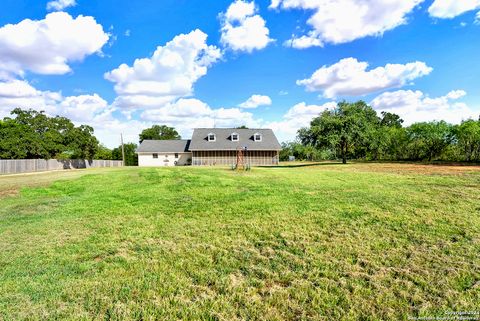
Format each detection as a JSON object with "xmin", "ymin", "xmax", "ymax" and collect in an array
[
  {"xmin": 136, "ymin": 140, "xmax": 192, "ymax": 167},
  {"xmin": 135, "ymin": 128, "xmax": 281, "ymax": 167}
]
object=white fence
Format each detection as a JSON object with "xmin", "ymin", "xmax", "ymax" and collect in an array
[{"xmin": 0, "ymin": 159, "xmax": 124, "ymax": 175}]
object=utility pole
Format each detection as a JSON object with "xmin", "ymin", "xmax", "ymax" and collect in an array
[{"xmin": 121, "ymin": 133, "xmax": 126, "ymax": 166}]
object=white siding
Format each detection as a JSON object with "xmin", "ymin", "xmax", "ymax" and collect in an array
[{"xmin": 138, "ymin": 153, "xmax": 192, "ymax": 167}]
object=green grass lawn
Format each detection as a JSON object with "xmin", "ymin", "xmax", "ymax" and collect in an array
[{"xmin": 1, "ymin": 164, "xmax": 479, "ymax": 320}]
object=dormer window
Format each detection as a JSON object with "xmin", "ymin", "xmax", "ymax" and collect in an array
[
  {"xmin": 231, "ymin": 133, "xmax": 239, "ymax": 141},
  {"xmin": 208, "ymin": 133, "xmax": 216, "ymax": 142},
  {"xmin": 254, "ymin": 133, "xmax": 262, "ymax": 142}
]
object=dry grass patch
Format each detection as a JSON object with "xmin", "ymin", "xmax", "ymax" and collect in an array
[{"xmin": 341, "ymin": 162, "xmax": 480, "ymax": 175}]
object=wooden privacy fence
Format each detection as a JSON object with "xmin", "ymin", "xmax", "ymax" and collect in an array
[{"xmin": 0, "ymin": 159, "xmax": 123, "ymax": 175}]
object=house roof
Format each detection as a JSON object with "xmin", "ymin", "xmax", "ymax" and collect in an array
[
  {"xmin": 189, "ymin": 128, "xmax": 281, "ymax": 151},
  {"xmin": 136, "ymin": 140, "xmax": 191, "ymax": 153}
]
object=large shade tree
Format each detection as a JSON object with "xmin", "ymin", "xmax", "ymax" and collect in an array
[
  {"xmin": 298, "ymin": 101, "xmax": 379, "ymax": 163},
  {"xmin": 0, "ymin": 108, "xmax": 99, "ymax": 159},
  {"xmin": 139, "ymin": 125, "xmax": 180, "ymax": 143},
  {"xmin": 286, "ymin": 104, "xmax": 479, "ymax": 163}
]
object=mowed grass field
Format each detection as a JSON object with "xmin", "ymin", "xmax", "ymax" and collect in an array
[{"xmin": 0, "ymin": 163, "xmax": 479, "ymax": 320}]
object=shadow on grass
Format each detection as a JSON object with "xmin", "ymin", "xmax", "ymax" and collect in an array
[{"xmin": 258, "ymin": 162, "xmax": 344, "ymax": 168}]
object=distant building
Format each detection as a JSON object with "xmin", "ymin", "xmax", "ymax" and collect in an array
[
  {"xmin": 136, "ymin": 128, "xmax": 281, "ymax": 167},
  {"xmin": 136, "ymin": 140, "xmax": 191, "ymax": 167}
]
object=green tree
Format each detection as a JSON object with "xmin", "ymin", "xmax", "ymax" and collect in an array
[
  {"xmin": 380, "ymin": 111, "xmax": 404, "ymax": 128},
  {"xmin": 280, "ymin": 141, "xmax": 321, "ymax": 161},
  {"xmin": 455, "ymin": 119, "xmax": 480, "ymax": 161},
  {"xmin": 298, "ymin": 101, "xmax": 379, "ymax": 164},
  {"xmin": 139, "ymin": 125, "xmax": 180, "ymax": 143},
  {"xmin": 94, "ymin": 144, "xmax": 113, "ymax": 160},
  {"xmin": 9, "ymin": 108, "xmax": 68, "ymax": 158},
  {"xmin": 69, "ymin": 125, "xmax": 99, "ymax": 159},
  {"xmin": 407, "ymin": 121, "xmax": 454, "ymax": 161},
  {"xmin": 365, "ymin": 112, "xmax": 405, "ymax": 160},
  {"xmin": 0, "ymin": 118, "xmax": 31, "ymax": 159},
  {"xmin": 279, "ymin": 142, "xmax": 293, "ymax": 161},
  {"xmin": 112, "ymin": 143, "xmax": 138, "ymax": 166},
  {"xmin": 380, "ymin": 126, "xmax": 409, "ymax": 160},
  {"xmin": 0, "ymin": 109, "xmax": 100, "ymax": 160}
]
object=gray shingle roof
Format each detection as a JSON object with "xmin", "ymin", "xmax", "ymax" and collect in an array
[
  {"xmin": 136, "ymin": 140, "xmax": 191, "ymax": 153},
  {"xmin": 189, "ymin": 128, "xmax": 281, "ymax": 151}
]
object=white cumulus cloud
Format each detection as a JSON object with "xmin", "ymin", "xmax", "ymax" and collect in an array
[
  {"xmin": 284, "ymin": 35, "xmax": 322, "ymax": 49},
  {"xmin": 47, "ymin": 0, "xmax": 77, "ymax": 11},
  {"xmin": 428, "ymin": 0, "xmax": 480, "ymax": 18},
  {"xmin": 0, "ymin": 80, "xmax": 61, "ymax": 117},
  {"xmin": 220, "ymin": 0, "xmax": 273, "ymax": 52},
  {"xmin": 370, "ymin": 89, "xmax": 478, "ymax": 125},
  {"xmin": 297, "ymin": 58, "xmax": 432, "ymax": 98},
  {"xmin": 238, "ymin": 94, "xmax": 272, "ymax": 108},
  {"xmin": 0, "ymin": 79, "xmax": 260, "ymax": 148},
  {"xmin": 102, "ymin": 29, "xmax": 269, "ymax": 143},
  {"xmin": 0, "ymin": 79, "xmax": 151, "ymax": 148},
  {"xmin": 283, "ymin": 101, "xmax": 337, "ymax": 121},
  {"xmin": 140, "ymin": 98, "xmax": 212, "ymax": 121},
  {"xmin": 0, "ymin": 79, "xmax": 110, "ymax": 122},
  {"xmin": 105, "ymin": 29, "xmax": 221, "ymax": 110},
  {"xmin": 271, "ymin": 0, "xmax": 423, "ymax": 48},
  {"xmin": 0, "ymin": 12, "xmax": 109, "ymax": 79},
  {"xmin": 214, "ymin": 107, "xmax": 259, "ymax": 127},
  {"xmin": 58, "ymin": 94, "xmax": 110, "ymax": 123},
  {"xmin": 266, "ymin": 101, "xmax": 336, "ymax": 142},
  {"xmin": 140, "ymin": 98, "xmax": 261, "ymax": 135}
]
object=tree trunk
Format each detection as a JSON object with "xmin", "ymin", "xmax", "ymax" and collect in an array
[{"xmin": 342, "ymin": 141, "xmax": 347, "ymax": 164}]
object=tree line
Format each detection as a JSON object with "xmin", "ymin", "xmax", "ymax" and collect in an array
[
  {"xmin": 3, "ymin": 107, "xmax": 479, "ymax": 165},
  {"xmin": 0, "ymin": 109, "xmax": 181, "ymax": 166},
  {"xmin": 0, "ymin": 109, "xmax": 99, "ymax": 160},
  {"xmin": 281, "ymin": 101, "xmax": 480, "ymax": 163}
]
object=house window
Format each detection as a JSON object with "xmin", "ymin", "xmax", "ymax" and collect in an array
[
  {"xmin": 254, "ymin": 133, "xmax": 262, "ymax": 142},
  {"xmin": 153, "ymin": 153, "xmax": 158, "ymax": 159},
  {"xmin": 208, "ymin": 133, "xmax": 216, "ymax": 141},
  {"xmin": 231, "ymin": 133, "xmax": 239, "ymax": 141},
  {"xmin": 175, "ymin": 153, "xmax": 179, "ymax": 158}
]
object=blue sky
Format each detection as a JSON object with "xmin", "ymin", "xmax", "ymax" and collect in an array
[{"xmin": 0, "ymin": 0, "xmax": 479, "ymax": 147}]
